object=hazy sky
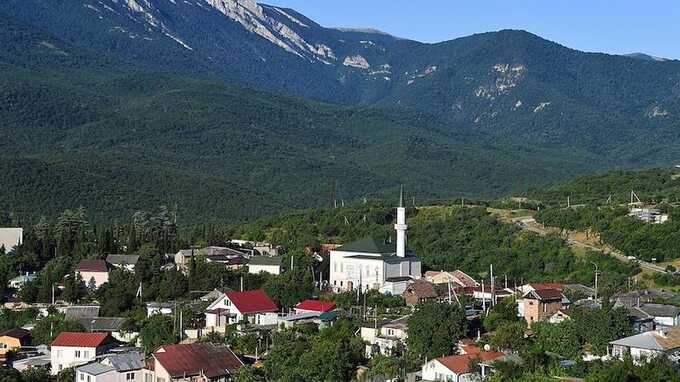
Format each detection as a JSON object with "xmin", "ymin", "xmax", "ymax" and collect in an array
[{"xmin": 265, "ymin": 0, "xmax": 680, "ymax": 59}]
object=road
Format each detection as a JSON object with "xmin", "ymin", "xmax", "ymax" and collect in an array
[{"xmin": 512, "ymin": 216, "xmax": 668, "ymax": 274}]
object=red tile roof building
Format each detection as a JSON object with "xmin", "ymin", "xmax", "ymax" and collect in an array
[
  {"xmin": 294, "ymin": 300, "xmax": 336, "ymax": 313},
  {"xmin": 76, "ymin": 260, "xmax": 109, "ymax": 273},
  {"xmin": 224, "ymin": 290, "xmax": 277, "ymax": 313},
  {"xmin": 51, "ymin": 332, "xmax": 112, "ymax": 348},
  {"xmin": 149, "ymin": 343, "xmax": 243, "ymax": 380}
]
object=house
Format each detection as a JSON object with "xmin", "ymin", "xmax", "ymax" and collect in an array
[
  {"xmin": 329, "ymin": 192, "xmax": 421, "ymax": 292},
  {"xmin": 521, "ymin": 289, "xmax": 566, "ymax": 327},
  {"xmin": 361, "ymin": 316, "xmax": 409, "ymax": 358},
  {"xmin": 0, "ymin": 328, "xmax": 31, "ymax": 356},
  {"xmin": 421, "ymin": 351, "xmax": 504, "ymax": 381},
  {"xmin": 628, "ymin": 208, "xmax": 669, "ymax": 224},
  {"xmin": 609, "ymin": 327, "xmax": 680, "ymax": 363},
  {"xmin": 204, "ymin": 289, "xmax": 278, "ymax": 332},
  {"xmin": 424, "ymin": 270, "xmax": 479, "ymax": 288},
  {"xmin": 8, "ymin": 272, "xmax": 37, "ymax": 289},
  {"xmin": 75, "ymin": 351, "xmax": 144, "ymax": 382},
  {"xmin": 62, "ymin": 305, "xmax": 101, "ymax": 320},
  {"xmin": 294, "ymin": 300, "xmax": 336, "ymax": 314},
  {"xmin": 548, "ymin": 310, "xmax": 571, "ymax": 324},
  {"xmin": 248, "ymin": 256, "xmax": 283, "ymax": 275},
  {"xmin": 402, "ymin": 279, "xmax": 445, "ymax": 306},
  {"xmin": 12, "ymin": 345, "xmax": 50, "ymax": 371},
  {"xmin": 77, "ymin": 317, "xmax": 136, "ymax": 343},
  {"xmin": 174, "ymin": 246, "xmax": 249, "ymax": 271},
  {"xmin": 143, "ymin": 343, "xmax": 243, "ymax": 382},
  {"xmin": 618, "ymin": 303, "xmax": 680, "ymax": 328},
  {"xmin": 0, "ymin": 228, "xmax": 23, "ymax": 253},
  {"xmin": 278, "ymin": 310, "xmax": 339, "ymax": 330},
  {"xmin": 378, "ymin": 276, "xmax": 413, "ymax": 296},
  {"xmin": 50, "ymin": 332, "xmax": 118, "ymax": 375},
  {"xmin": 105, "ymin": 254, "xmax": 139, "ymax": 271},
  {"xmin": 146, "ymin": 302, "xmax": 174, "ymax": 317},
  {"xmin": 76, "ymin": 260, "xmax": 110, "ymax": 289}
]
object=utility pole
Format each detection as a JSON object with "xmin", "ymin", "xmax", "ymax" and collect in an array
[
  {"xmin": 490, "ymin": 264, "xmax": 495, "ymax": 306},
  {"xmin": 481, "ymin": 279, "xmax": 486, "ymax": 313},
  {"xmin": 591, "ymin": 262, "xmax": 599, "ymax": 301}
]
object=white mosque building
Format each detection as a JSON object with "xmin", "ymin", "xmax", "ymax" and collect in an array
[{"xmin": 329, "ymin": 189, "xmax": 422, "ymax": 292}]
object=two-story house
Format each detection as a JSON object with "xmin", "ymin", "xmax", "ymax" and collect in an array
[
  {"xmin": 75, "ymin": 352, "xmax": 144, "ymax": 382},
  {"xmin": 521, "ymin": 288, "xmax": 565, "ymax": 327},
  {"xmin": 50, "ymin": 332, "xmax": 117, "ymax": 375},
  {"xmin": 204, "ymin": 289, "xmax": 278, "ymax": 332},
  {"xmin": 76, "ymin": 260, "xmax": 110, "ymax": 289},
  {"xmin": 361, "ymin": 316, "xmax": 409, "ymax": 358},
  {"xmin": 0, "ymin": 328, "xmax": 31, "ymax": 356}
]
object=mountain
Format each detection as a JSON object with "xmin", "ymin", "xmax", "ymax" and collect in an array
[
  {"xmin": 2, "ymin": 13, "xmax": 589, "ymax": 224},
  {"xmin": 624, "ymin": 53, "xmax": 668, "ymax": 62},
  {"xmin": 2, "ymin": 2, "xmax": 680, "ymax": 223},
  {"xmin": 4, "ymin": 0, "xmax": 680, "ymax": 161}
]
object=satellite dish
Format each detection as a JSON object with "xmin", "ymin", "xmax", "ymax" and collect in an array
[{"xmin": 483, "ymin": 344, "xmax": 491, "ymax": 352}]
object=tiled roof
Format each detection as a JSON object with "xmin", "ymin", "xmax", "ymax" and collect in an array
[
  {"xmin": 225, "ymin": 290, "xmax": 277, "ymax": 313},
  {"xmin": 153, "ymin": 343, "xmax": 243, "ymax": 378},
  {"xmin": 530, "ymin": 283, "xmax": 564, "ymax": 291},
  {"xmin": 451, "ymin": 270, "xmax": 479, "ymax": 287},
  {"xmin": 0, "ymin": 328, "xmax": 31, "ymax": 340},
  {"xmin": 295, "ymin": 300, "xmax": 336, "ymax": 312},
  {"xmin": 436, "ymin": 352, "xmax": 504, "ymax": 374},
  {"xmin": 51, "ymin": 332, "xmax": 111, "ymax": 348},
  {"xmin": 76, "ymin": 259, "xmax": 109, "ymax": 273},
  {"xmin": 405, "ymin": 279, "xmax": 439, "ymax": 299},
  {"xmin": 611, "ymin": 327, "xmax": 680, "ymax": 351}
]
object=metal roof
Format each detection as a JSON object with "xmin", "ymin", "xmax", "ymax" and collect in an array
[
  {"xmin": 104, "ymin": 352, "xmax": 144, "ymax": 371},
  {"xmin": 77, "ymin": 362, "xmax": 115, "ymax": 376}
]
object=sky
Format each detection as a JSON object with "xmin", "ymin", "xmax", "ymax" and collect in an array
[{"xmin": 265, "ymin": 0, "xmax": 680, "ymax": 59}]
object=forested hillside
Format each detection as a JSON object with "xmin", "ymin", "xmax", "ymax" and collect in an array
[{"xmin": 0, "ymin": 14, "xmax": 601, "ymax": 224}]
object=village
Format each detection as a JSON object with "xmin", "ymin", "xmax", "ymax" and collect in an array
[{"xmin": 1, "ymin": 193, "xmax": 679, "ymax": 382}]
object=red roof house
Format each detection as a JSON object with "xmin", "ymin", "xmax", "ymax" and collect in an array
[
  {"xmin": 205, "ymin": 289, "xmax": 278, "ymax": 328},
  {"xmin": 51, "ymin": 332, "xmax": 112, "ymax": 348},
  {"xmin": 422, "ymin": 351, "xmax": 505, "ymax": 381},
  {"xmin": 76, "ymin": 260, "xmax": 109, "ymax": 273},
  {"xmin": 150, "ymin": 343, "xmax": 243, "ymax": 380},
  {"xmin": 294, "ymin": 300, "xmax": 336, "ymax": 313}
]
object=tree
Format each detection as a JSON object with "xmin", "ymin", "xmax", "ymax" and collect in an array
[
  {"xmin": 232, "ymin": 365, "xmax": 264, "ymax": 382},
  {"xmin": 56, "ymin": 367, "xmax": 76, "ymax": 382},
  {"xmin": 490, "ymin": 321, "xmax": 527, "ymax": 352},
  {"xmin": 139, "ymin": 314, "xmax": 176, "ymax": 353},
  {"xmin": 31, "ymin": 313, "xmax": 84, "ymax": 345},
  {"xmin": 62, "ymin": 272, "xmax": 86, "ymax": 303},
  {"xmin": 263, "ymin": 268, "xmax": 314, "ymax": 309},
  {"xmin": 406, "ymin": 301, "xmax": 467, "ymax": 360}
]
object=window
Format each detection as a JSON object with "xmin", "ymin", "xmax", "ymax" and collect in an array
[
  {"xmin": 58, "ymin": 365, "xmax": 63, "ymax": 371},
  {"xmin": 157, "ymin": 378, "xmax": 166, "ymax": 382},
  {"xmin": 83, "ymin": 350, "xmax": 90, "ymax": 358},
  {"xmin": 340, "ymin": 281, "xmax": 343, "ymax": 287},
  {"xmin": 127, "ymin": 372, "xmax": 135, "ymax": 380},
  {"xmin": 80, "ymin": 373, "xmax": 84, "ymax": 381},
  {"xmin": 225, "ymin": 299, "xmax": 231, "ymax": 306},
  {"xmin": 75, "ymin": 350, "xmax": 81, "ymax": 358},
  {"xmin": 56, "ymin": 350, "xmax": 63, "ymax": 358},
  {"xmin": 87, "ymin": 376, "xmax": 91, "ymax": 382}
]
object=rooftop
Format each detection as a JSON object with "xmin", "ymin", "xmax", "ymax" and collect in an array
[
  {"xmin": 105, "ymin": 254, "xmax": 139, "ymax": 266},
  {"xmin": 76, "ymin": 259, "xmax": 109, "ymax": 273},
  {"xmin": 295, "ymin": 300, "xmax": 336, "ymax": 313},
  {"xmin": 0, "ymin": 328, "xmax": 31, "ymax": 340},
  {"xmin": 249, "ymin": 256, "xmax": 283, "ymax": 266},
  {"xmin": 225, "ymin": 290, "xmax": 277, "ymax": 314},
  {"xmin": 103, "ymin": 351, "xmax": 144, "ymax": 371},
  {"xmin": 78, "ymin": 317, "xmax": 127, "ymax": 332},
  {"xmin": 336, "ymin": 236, "xmax": 397, "ymax": 255},
  {"xmin": 435, "ymin": 351, "xmax": 504, "ymax": 374},
  {"xmin": 610, "ymin": 327, "xmax": 680, "ymax": 351},
  {"xmin": 51, "ymin": 332, "xmax": 112, "ymax": 348},
  {"xmin": 154, "ymin": 343, "xmax": 243, "ymax": 378},
  {"xmin": 77, "ymin": 362, "xmax": 115, "ymax": 376}
]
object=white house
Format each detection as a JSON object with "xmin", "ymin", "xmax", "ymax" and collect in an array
[
  {"xmin": 204, "ymin": 289, "xmax": 278, "ymax": 332},
  {"xmin": 361, "ymin": 316, "xmax": 409, "ymax": 358},
  {"xmin": 330, "ymin": 190, "xmax": 421, "ymax": 292},
  {"xmin": 75, "ymin": 352, "xmax": 143, "ymax": 382},
  {"xmin": 421, "ymin": 352, "xmax": 504, "ymax": 382},
  {"xmin": 8, "ymin": 272, "xmax": 37, "ymax": 289},
  {"xmin": 76, "ymin": 260, "xmax": 109, "ymax": 289},
  {"xmin": 50, "ymin": 332, "xmax": 117, "ymax": 375},
  {"xmin": 609, "ymin": 327, "xmax": 680, "ymax": 363},
  {"xmin": 248, "ymin": 256, "xmax": 283, "ymax": 275},
  {"xmin": 0, "ymin": 228, "xmax": 22, "ymax": 253},
  {"xmin": 146, "ymin": 302, "xmax": 174, "ymax": 317}
]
